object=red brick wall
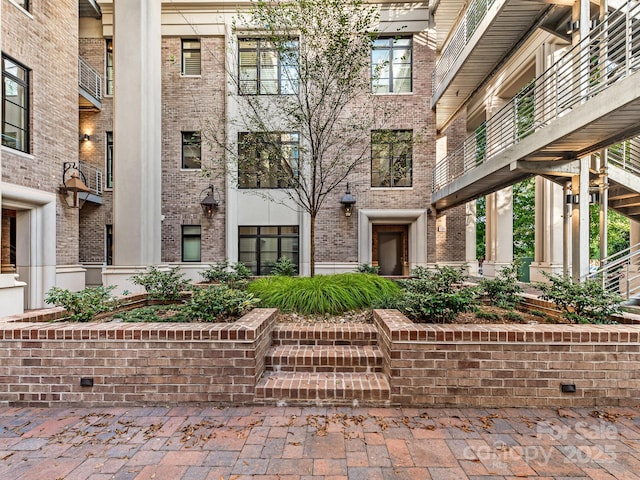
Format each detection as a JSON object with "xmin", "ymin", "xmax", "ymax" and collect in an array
[
  {"xmin": 374, "ymin": 310, "xmax": 640, "ymax": 408},
  {"xmin": 0, "ymin": 308, "xmax": 276, "ymax": 407},
  {"xmin": 2, "ymin": 0, "xmax": 80, "ymax": 265}
]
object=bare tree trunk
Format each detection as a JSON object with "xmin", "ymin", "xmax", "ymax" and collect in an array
[{"xmin": 310, "ymin": 213, "xmax": 316, "ymax": 277}]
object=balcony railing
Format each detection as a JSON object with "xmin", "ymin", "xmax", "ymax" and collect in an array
[
  {"xmin": 432, "ymin": 0, "xmax": 497, "ymax": 96},
  {"xmin": 78, "ymin": 161, "xmax": 103, "ymax": 196},
  {"xmin": 78, "ymin": 57, "xmax": 102, "ymax": 103},
  {"xmin": 605, "ymin": 137, "xmax": 640, "ymax": 176},
  {"xmin": 433, "ymin": 0, "xmax": 640, "ymax": 193}
]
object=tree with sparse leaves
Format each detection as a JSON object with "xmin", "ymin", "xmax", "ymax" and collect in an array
[{"xmin": 214, "ymin": 0, "xmax": 392, "ymax": 276}]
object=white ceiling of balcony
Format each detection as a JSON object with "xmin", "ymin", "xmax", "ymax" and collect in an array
[{"xmin": 432, "ymin": 0, "xmax": 550, "ymax": 132}]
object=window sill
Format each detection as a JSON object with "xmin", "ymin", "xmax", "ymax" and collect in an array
[
  {"xmin": 7, "ymin": 0, "xmax": 33, "ymax": 19},
  {"xmin": 2, "ymin": 145, "xmax": 34, "ymax": 161},
  {"xmin": 180, "ymin": 74, "xmax": 202, "ymax": 78},
  {"xmin": 371, "ymin": 92, "xmax": 414, "ymax": 96},
  {"xmin": 370, "ymin": 186, "xmax": 414, "ymax": 191},
  {"xmin": 180, "ymin": 168, "xmax": 202, "ymax": 172}
]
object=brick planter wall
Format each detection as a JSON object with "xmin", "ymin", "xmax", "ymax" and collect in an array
[
  {"xmin": 374, "ymin": 310, "xmax": 640, "ymax": 408},
  {"xmin": 2, "ymin": 307, "xmax": 639, "ymax": 408},
  {"xmin": 0, "ymin": 308, "xmax": 277, "ymax": 407}
]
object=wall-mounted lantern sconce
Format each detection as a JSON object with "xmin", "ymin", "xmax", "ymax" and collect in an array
[
  {"xmin": 200, "ymin": 184, "xmax": 221, "ymax": 218},
  {"xmin": 566, "ymin": 192, "xmax": 599, "ymax": 205},
  {"xmin": 60, "ymin": 162, "xmax": 90, "ymax": 209},
  {"xmin": 81, "ymin": 133, "xmax": 91, "ymax": 142},
  {"xmin": 565, "ymin": 193, "xmax": 579, "ymax": 204},
  {"xmin": 566, "ymin": 19, "xmax": 597, "ymax": 34},
  {"xmin": 566, "ymin": 20, "xmax": 580, "ymax": 34},
  {"xmin": 340, "ymin": 183, "xmax": 356, "ymax": 217}
]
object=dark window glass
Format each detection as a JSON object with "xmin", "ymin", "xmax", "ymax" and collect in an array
[
  {"xmin": 371, "ymin": 130, "xmax": 413, "ymax": 187},
  {"xmin": 106, "ymin": 224, "xmax": 113, "ymax": 266},
  {"xmin": 238, "ymin": 226, "xmax": 299, "ymax": 276},
  {"xmin": 182, "ymin": 131, "xmax": 201, "ymax": 169},
  {"xmin": 238, "ymin": 132, "xmax": 299, "ymax": 188},
  {"xmin": 182, "ymin": 225, "xmax": 201, "ymax": 262},
  {"xmin": 371, "ymin": 37, "xmax": 412, "ymax": 94},
  {"xmin": 106, "ymin": 39, "xmax": 114, "ymax": 95},
  {"xmin": 106, "ymin": 131, "xmax": 113, "ymax": 188},
  {"xmin": 2, "ymin": 55, "xmax": 29, "ymax": 152}
]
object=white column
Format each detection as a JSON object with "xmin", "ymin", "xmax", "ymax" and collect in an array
[
  {"xmin": 466, "ymin": 201, "xmax": 479, "ymax": 276},
  {"xmin": 483, "ymin": 187, "xmax": 513, "ymax": 278},
  {"xmin": 530, "ymin": 177, "xmax": 565, "ymax": 282},
  {"xmin": 104, "ymin": 0, "xmax": 162, "ymax": 293},
  {"xmin": 571, "ymin": 156, "xmax": 590, "ymax": 281}
]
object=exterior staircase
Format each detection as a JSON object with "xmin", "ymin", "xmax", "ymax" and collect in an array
[{"xmin": 255, "ymin": 324, "xmax": 391, "ymax": 406}]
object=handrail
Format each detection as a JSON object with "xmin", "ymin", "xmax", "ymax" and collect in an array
[
  {"xmin": 78, "ymin": 57, "xmax": 102, "ymax": 102},
  {"xmin": 432, "ymin": 0, "xmax": 498, "ymax": 95},
  {"xmin": 585, "ymin": 242, "xmax": 640, "ymax": 300},
  {"xmin": 432, "ymin": 0, "xmax": 640, "ymax": 194},
  {"xmin": 78, "ymin": 161, "xmax": 103, "ymax": 196}
]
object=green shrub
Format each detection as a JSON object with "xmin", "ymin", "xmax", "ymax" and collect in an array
[
  {"xmin": 45, "ymin": 285, "xmax": 117, "ymax": 322},
  {"xmin": 113, "ymin": 305, "xmax": 189, "ymax": 323},
  {"xmin": 395, "ymin": 264, "xmax": 480, "ymax": 323},
  {"xmin": 183, "ymin": 284, "xmax": 260, "ymax": 322},
  {"xmin": 529, "ymin": 309, "xmax": 546, "ymax": 317},
  {"xmin": 129, "ymin": 266, "xmax": 190, "ymax": 300},
  {"xmin": 480, "ymin": 262, "xmax": 522, "ymax": 309},
  {"xmin": 200, "ymin": 260, "xmax": 251, "ymax": 288},
  {"xmin": 271, "ymin": 256, "xmax": 297, "ymax": 276},
  {"xmin": 356, "ymin": 263, "xmax": 380, "ymax": 275},
  {"xmin": 504, "ymin": 310, "xmax": 523, "ymax": 322},
  {"xmin": 476, "ymin": 309, "xmax": 501, "ymax": 321},
  {"xmin": 248, "ymin": 273, "xmax": 400, "ymax": 315},
  {"xmin": 535, "ymin": 274, "xmax": 622, "ymax": 324}
]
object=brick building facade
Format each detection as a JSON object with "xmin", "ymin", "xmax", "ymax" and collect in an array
[{"xmin": 0, "ymin": 0, "xmax": 468, "ymax": 313}]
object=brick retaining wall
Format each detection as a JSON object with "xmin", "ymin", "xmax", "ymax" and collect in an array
[
  {"xmin": 373, "ymin": 310, "xmax": 640, "ymax": 408},
  {"xmin": 0, "ymin": 308, "xmax": 277, "ymax": 407},
  {"xmin": 1, "ymin": 308, "xmax": 638, "ymax": 407}
]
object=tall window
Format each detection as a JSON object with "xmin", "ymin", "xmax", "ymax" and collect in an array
[
  {"xmin": 182, "ymin": 225, "xmax": 202, "ymax": 262},
  {"xmin": 371, "ymin": 37, "xmax": 412, "ymax": 94},
  {"xmin": 106, "ymin": 224, "xmax": 113, "ymax": 266},
  {"xmin": 238, "ymin": 38, "xmax": 298, "ymax": 95},
  {"xmin": 106, "ymin": 131, "xmax": 114, "ymax": 188},
  {"xmin": 105, "ymin": 39, "xmax": 114, "ymax": 95},
  {"xmin": 2, "ymin": 55, "xmax": 29, "ymax": 153},
  {"xmin": 239, "ymin": 226, "xmax": 299, "ymax": 276},
  {"xmin": 238, "ymin": 132, "xmax": 299, "ymax": 188},
  {"xmin": 371, "ymin": 130, "xmax": 412, "ymax": 187},
  {"xmin": 181, "ymin": 131, "xmax": 201, "ymax": 169},
  {"xmin": 181, "ymin": 39, "xmax": 201, "ymax": 76},
  {"xmin": 14, "ymin": 0, "xmax": 28, "ymax": 10}
]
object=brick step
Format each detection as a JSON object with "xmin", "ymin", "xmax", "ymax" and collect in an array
[
  {"xmin": 265, "ymin": 345, "xmax": 383, "ymax": 373},
  {"xmin": 255, "ymin": 372, "xmax": 390, "ymax": 405},
  {"xmin": 272, "ymin": 324, "xmax": 378, "ymax": 346}
]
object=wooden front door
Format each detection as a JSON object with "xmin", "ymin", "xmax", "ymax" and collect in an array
[{"xmin": 372, "ymin": 225, "xmax": 408, "ymax": 276}]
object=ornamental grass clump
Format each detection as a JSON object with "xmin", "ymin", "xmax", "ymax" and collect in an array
[{"xmin": 248, "ymin": 273, "xmax": 400, "ymax": 315}]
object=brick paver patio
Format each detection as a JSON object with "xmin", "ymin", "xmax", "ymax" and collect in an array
[{"xmin": 0, "ymin": 405, "xmax": 638, "ymax": 479}]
